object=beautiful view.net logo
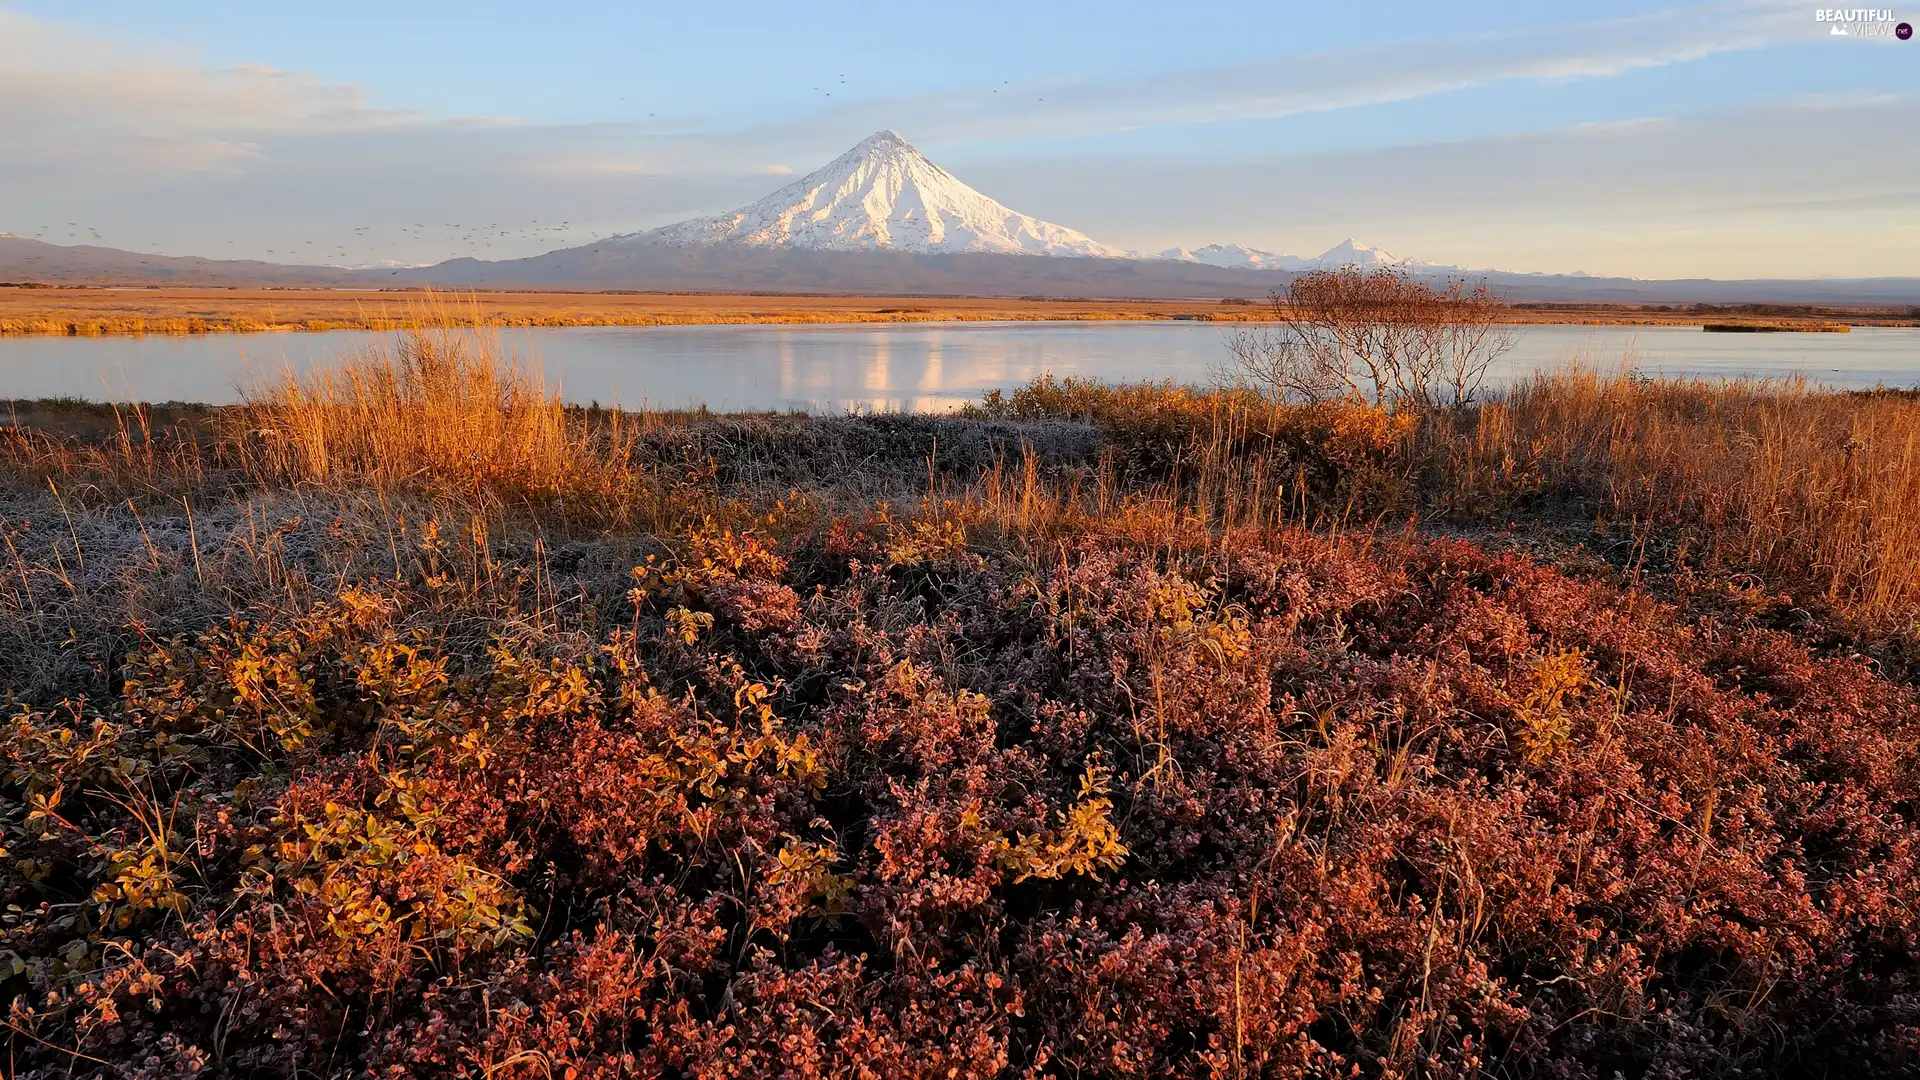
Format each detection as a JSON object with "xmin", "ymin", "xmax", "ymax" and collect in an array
[{"xmin": 1815, "ymin": 7, "xmax": 1912, "ymax": 36}]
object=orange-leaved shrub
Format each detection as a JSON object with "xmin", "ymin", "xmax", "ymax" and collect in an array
[{"xmin": 5, "ymin": 503, "xmax": 1918, "ymax": 1077}]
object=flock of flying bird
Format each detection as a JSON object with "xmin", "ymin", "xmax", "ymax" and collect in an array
[{"xmin": 15, "ymin": 219, "xmax": 590, "ymax": 270}]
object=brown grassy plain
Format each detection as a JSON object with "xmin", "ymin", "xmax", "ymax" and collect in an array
[
  {"xmin": 0, "ymin": 288, "xmax": 1247, "ymax": 335},
  {"xmin": 0, "ymin": 284, "xmax": 1898, "ymax": 335}
]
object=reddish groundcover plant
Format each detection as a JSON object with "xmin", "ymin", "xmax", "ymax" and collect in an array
[{"xmin": 5, "ymin": 517, "xmax": 1919, "ymax": 1078}]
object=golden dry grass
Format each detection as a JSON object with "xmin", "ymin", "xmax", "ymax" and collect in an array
[
  {"xmin": 1427, "ymin": 372, "xmax": 1920, "ymax": 630},
  {"xmin": 231, "ymin": 322, "xmax": 646, "ymax": 514},
  {"xmin": 1, "ymin": 285, "xmax": 1895, "ymax": 336},
  {"xmin": 0, "ymin": 287, "xmax": 1258, "ymax": 335},
  {"xmin": 207, "ymin": 351, "xmax": 1920, "ymax": 640},
  {"xmin": 987, "ymin": 371, "xmax": 1920, "ymax": 638}
]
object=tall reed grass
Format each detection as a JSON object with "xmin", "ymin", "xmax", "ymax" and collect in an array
[
  {"xmin": 987, "ymin": 371, "xmax": 1920, "ymax": 639},
  {"xmin": 233, "ymin": 321, "xmax": 641, "ymax": 511},
  {"xmin": 1425, "ymin": 371, "xmax": 1920, "ymax": 629}
]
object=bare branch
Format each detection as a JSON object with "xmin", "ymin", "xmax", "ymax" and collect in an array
[{"xmin": 1220, "ymin": 268, "xmax": 1515, "ymax": 410}]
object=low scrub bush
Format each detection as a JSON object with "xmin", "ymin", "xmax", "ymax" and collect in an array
[{"xmin": 5, "ymin": 505, "xmax": 1918, "ymax": 1076}]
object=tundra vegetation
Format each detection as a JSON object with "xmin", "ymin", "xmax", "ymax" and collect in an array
[{"xmin": 3, "ymin": 286, "xmax": 1919, "ymax": 1078}]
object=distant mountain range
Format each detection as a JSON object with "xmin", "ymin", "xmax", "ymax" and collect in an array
[
  {"xmin": 1157, "ymin": 239, "xmax": 1411, "ymax": 273},
  {"xmin": 6, "ymin": 131, "xmax": 1920, "ymax": 305},
  {"xmin": 0, "ymin": 234, "xmax": 359, "ymax": 286}
]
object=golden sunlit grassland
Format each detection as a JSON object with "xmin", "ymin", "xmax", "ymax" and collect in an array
[
  {"xmin": 0, "ymin": 284, "xmax": 1900, "ymax": 335},
  {"xmin": 4, "ymin": 324, "xmax": 1919, "ymax": 1076},
  {"xmin": 0, "ymin": 287, "xmax": 1252, "ymax": 334}
]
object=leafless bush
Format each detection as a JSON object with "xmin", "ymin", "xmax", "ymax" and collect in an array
[{"xmin": 1224, "ymin": 267, "xmax": 1515, "ymax": 409}]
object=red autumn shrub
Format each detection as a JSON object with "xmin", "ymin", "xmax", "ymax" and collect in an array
[{"xmin": 5, "ymin": 518, "xmax": 1918, "ymax": 1078}]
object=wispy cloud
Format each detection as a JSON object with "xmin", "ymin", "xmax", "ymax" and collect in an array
[
  {"xmin": 1565, "ymin": 117, "xmax": 1675, "ymax": 133},
  {"xmin": 521, "ymin": 160, "xmax": 660, "ymax": 177},
  {"xmin": 0, "ymin": 17, "xmax": 383, "ymax": 123},
  {"xmin": 0, "ymin": 10, "xmax": 425, "ymax": 177},
  {"xmin": 768, "ymin": 1, "xmax": 1812, "ymax": 147},
  {"xmin": 962, "ymin": 94, "xmax": 1920, "ymax": 278},
  {"xmin": 0, "ymin": 2, "xmax": 1813, "ymax": 181}
]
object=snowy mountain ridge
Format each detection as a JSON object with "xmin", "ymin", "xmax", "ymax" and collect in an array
[
  {"xmin": 609, "ymin": 130, "xmax": 1128, "ymax": 258},
  {"xmin": 1157, "ymin": 240, "xmax": 1433, "ymax": 272},
  {"xmin": 601, "ymin": 130, "xmax": 1442, "ymax": 271}
]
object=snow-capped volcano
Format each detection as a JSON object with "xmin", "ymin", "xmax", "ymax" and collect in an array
[
  {"xmin": 612, "ymin": 130, "xmax": 1128, "ymax": 257},
  {"xmin": 598, "ymin": 132, "xmax": 1439, "ymax": 269}
]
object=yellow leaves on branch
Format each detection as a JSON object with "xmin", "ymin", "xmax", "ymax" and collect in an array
[
  {"xmin": 1515, "ymin": 647, "xmax": 1592, "ymax": 765},
  {"xmin": 666, "ymin": 606, "xmax": 715, "ymax": 645},
  {"xmin": 993, "ymin": 765, "xmax": 1129, "ymax": 884},
  {"xmin": 274, "ymin": 797, "xmax": 535, "ymax": 953},
  {"xmin": 770, "ymin": 838, "xmax": 855, "ymax": 920}
]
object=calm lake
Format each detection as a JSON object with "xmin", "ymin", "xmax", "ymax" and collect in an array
[{"xmin": 3, "ymin": 322, "xmax": 1917, "ymax": 411}]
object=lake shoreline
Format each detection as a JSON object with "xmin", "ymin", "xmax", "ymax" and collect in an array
[{"xmin": 4, "ymin": 322, "xmax": 1915, "ymax": 409}]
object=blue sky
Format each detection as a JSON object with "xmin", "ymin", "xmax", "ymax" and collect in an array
[{"xmin": 2, "ymin": 1, "xmax": 1916, "ymax": 277}]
